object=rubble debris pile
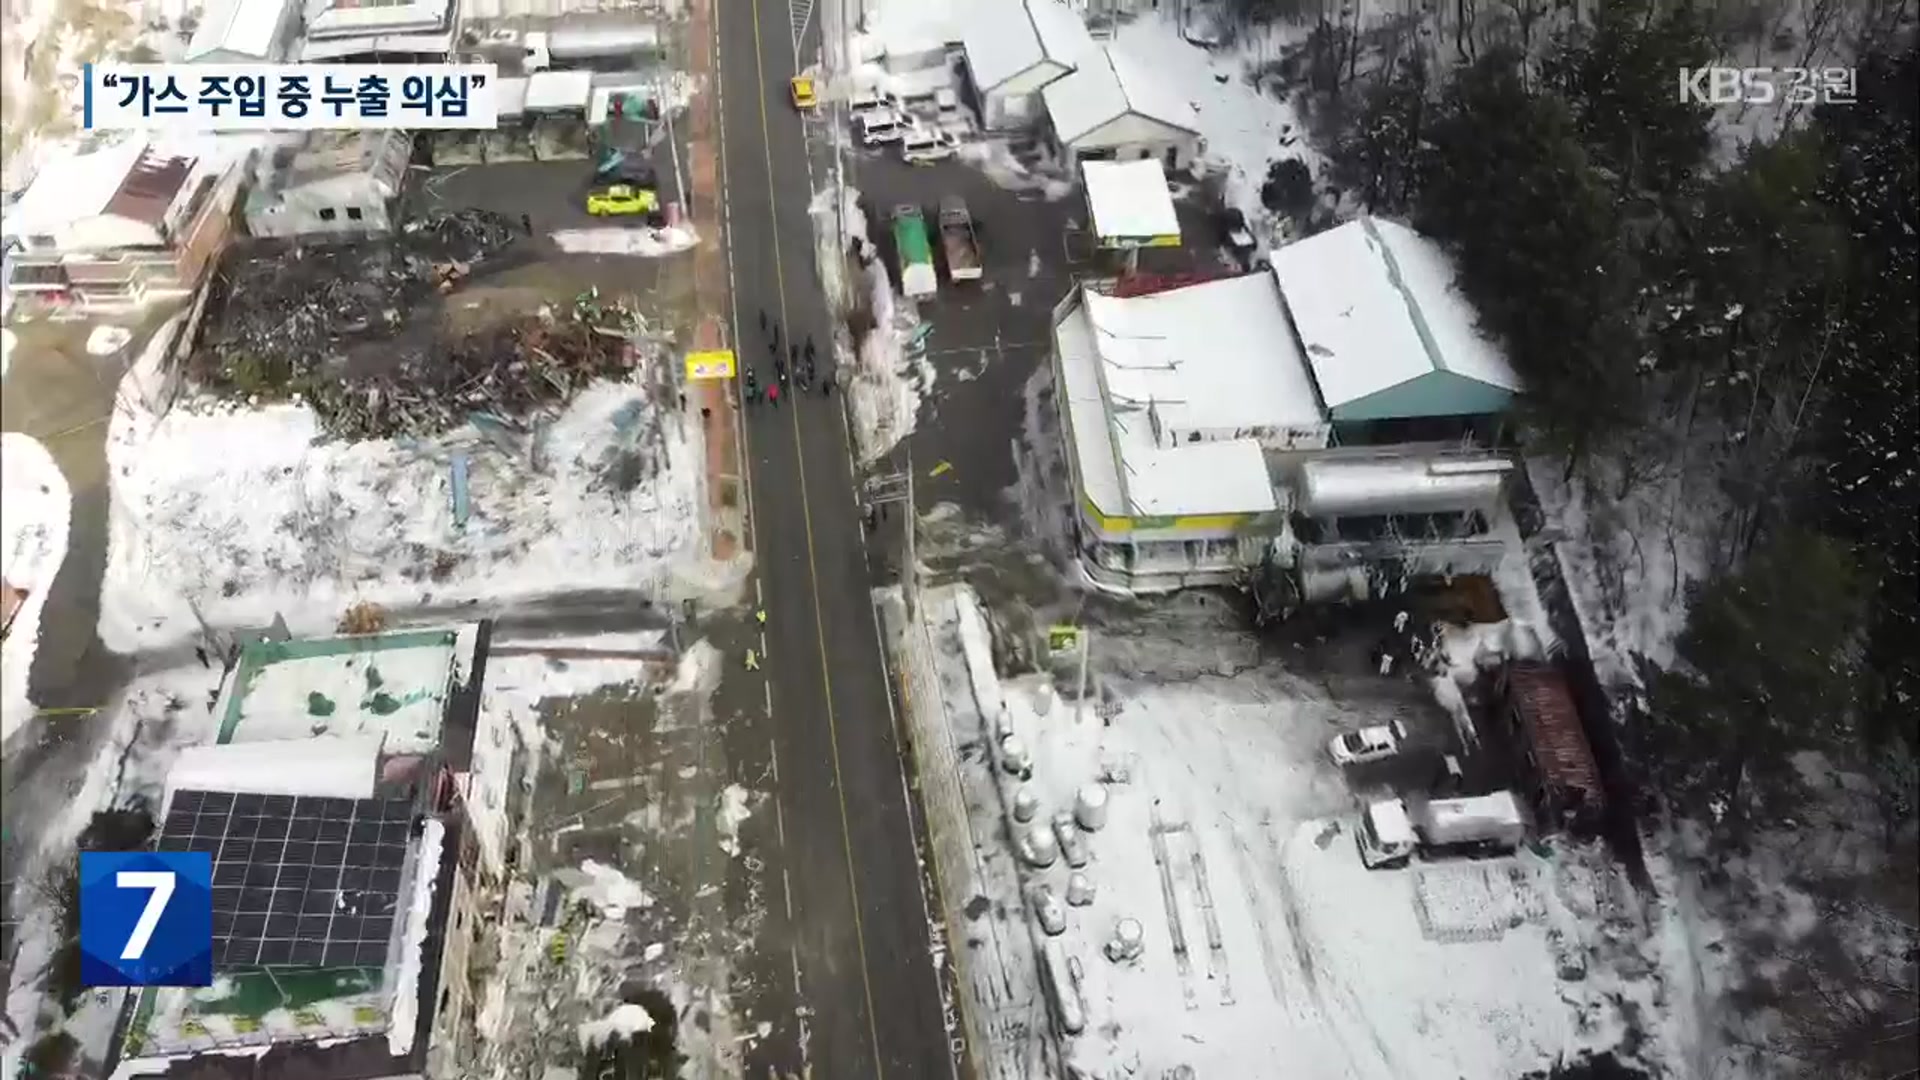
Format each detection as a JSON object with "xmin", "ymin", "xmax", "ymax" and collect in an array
[
  {"xmin": 189, "ymin": 210, "xmax": 659, "ymax": 440},
  {"xmin": 305, "ymin": 313, "xmax": 642, "ymax": 441},
  {"xmin": 195, "ymin": 208, "xmax": 524, "ymax": 384}
]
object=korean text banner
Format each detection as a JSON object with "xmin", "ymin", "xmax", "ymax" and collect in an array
[{"xmin": 85, "ymin": 63, "xmax": 500, "ymax": 131}]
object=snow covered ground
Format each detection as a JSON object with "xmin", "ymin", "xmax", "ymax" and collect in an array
[
  {"xmin": 898, "ymin": 583, "xmax": 1678, "ymax": 1079},
  {"xmin": 1107, "ymin": 13, "xmax": 1323, "ymax": 238},
  {"xmin": 99, "ymin": 370, "xmax": 704, "ymax": 654},
  {"xmin": 1, "ymin": 432, "xmax": 72, "ymax": 747}
]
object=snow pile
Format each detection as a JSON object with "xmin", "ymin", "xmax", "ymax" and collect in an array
[
  {"xmin": 100, "ymin": 376, "xmax": 702, "ymax": 653},
  {"xmin": 810, "ymin": 184, "xmax": 937, "ymax": 463},
  {"xmin": 576, "ymin": 1002, "xmax": 656, "ymax": 1049},
  {"xmin": 669, "ymin": 638, "xmax": 723, "ymax": 694},
  {"xmin": 715, "ymin": 784, "xmax": 753, "ymax": 857},
  {"xmin": 549, "ymin": 227, "xmax": 700, "ymax": 257},
  {"xmin": 86, "ymin": 325, "xmax": 133, "ymax": 356},
  {"xmin": 846, "ymin": 253, "xmax": 926, "ymax": 463},
  {"xmin": 1, "ymin": 432, "xmax": 72, "ymax": 746},
  {"xmin": 902, "ymin": 583, "xmax": 1668, "ymax": 1078},
  {"xmin": 386, "ymin": 817, "xmax": 447, "ymax": 1058},
  {"xmin": 809, "ymin": 184, "xmax": 867, "ymax": 314},
  {"xmin": 573, "ymin": 859, "xmax": 653, "ymax": 918},
  {"xmin": 954, "ymin": 140, "xmax": 1074, "ymax": 201}
]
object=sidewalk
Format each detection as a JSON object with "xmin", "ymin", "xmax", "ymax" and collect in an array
[{"xmin": 684, "ymin": 0, "xmax": 747, "ymax": 563}]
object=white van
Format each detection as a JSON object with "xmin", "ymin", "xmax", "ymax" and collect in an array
[
  {"xmin": 900, "ymin": 126, "xmax": 958, "ymax": 163},
  {"xmin": 857, "ymin": 109, "xmax": 906, "ymax": 145},
  {"xmin": 848, "ymin": 89, "xmax": 902, "ymax": 118}
]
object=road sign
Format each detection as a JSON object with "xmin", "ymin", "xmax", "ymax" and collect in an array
[
  {"xmin": 80, "ymin": 851, "xmax": 212, "ymax": 987},
  {"xmin": 1048, "ymin": 625, "xmax": 1081, "ymax": 653},
  {"xmin": 685, "ymin": 350, "xmax": 736, "ymax": 381}
]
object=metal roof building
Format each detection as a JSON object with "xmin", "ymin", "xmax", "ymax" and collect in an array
[{"xmin": 1270, "ymin": 217, "xmax": 1522, "ymax": 423}]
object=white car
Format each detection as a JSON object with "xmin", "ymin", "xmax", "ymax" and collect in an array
[
  {"xmin": 899, "ymin": 124, "xmax": 958, "ymax": 163},
  {"xmin": 1328, "ymin": 720, "xmax": 1410, "ymax": 766},
  {"xmin": 856, "ymin": 108, "xmax": 906, "ymax": 145}
]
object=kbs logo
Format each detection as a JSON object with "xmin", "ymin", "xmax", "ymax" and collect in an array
[
  {"xmin": 79, "ymin": 851, "xmax": 213, "ymax": 987},
  {"xmin": 1677, "ymin": 66, "xmax": 1857, "ymax": 105}
]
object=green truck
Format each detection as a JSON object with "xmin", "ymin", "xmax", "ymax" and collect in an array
[{"xmin": 891, "ymin": 204, "xmax": 938, "ymax": 299}]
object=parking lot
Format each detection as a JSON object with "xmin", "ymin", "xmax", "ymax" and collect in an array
[{"xmin": 842, "ymin": 138, "xmax": 1225, "ymax": 526}]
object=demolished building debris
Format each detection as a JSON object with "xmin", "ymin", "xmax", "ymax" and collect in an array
[{"xmin": 188, "ymin": 209, "xmax": 662, "ymax": 440}]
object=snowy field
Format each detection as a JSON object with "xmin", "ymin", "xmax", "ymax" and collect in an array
[
  {"xmin": 1, "ymin": 433, "xmax": 72, "ymax": 746},
  {"xmin": 901, "ymin": 584, "xmax": 1676, "ymax": 1079},
  {"xmin": 99, "ymin": 359, "xmax": 705, "ymax": 654}
]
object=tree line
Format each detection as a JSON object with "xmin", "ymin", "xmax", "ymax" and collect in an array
[{"xmin": 1332, "ymin": 3, "xmax": 1916, "ymax": 837}]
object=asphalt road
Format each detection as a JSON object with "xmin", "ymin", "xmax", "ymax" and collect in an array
[{"xmin": 711, "ymin": 0, "xmax": 956, "ymax": 1075}]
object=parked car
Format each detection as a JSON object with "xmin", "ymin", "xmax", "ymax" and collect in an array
[
  {"xmin": 857, "ymin": 108, "xmax": 906, "ymax": 146},
  {"xmin": 848, "ymin": 88, "xmax": 903, "ymax": 117},
  {"xmin": 1328, "ymin": 720, "xmax": 1410, "ymax": 766},
  {"xmin": 585, "ymin": 185, "xmax": 658, "ymax": 216},
  {"xmin": 789, "ymin": 75, "xmax": 818, "ymax": 111},
  {"xmin": 900, "ymin": 124, "xmax": 959, "ymax": 163}
]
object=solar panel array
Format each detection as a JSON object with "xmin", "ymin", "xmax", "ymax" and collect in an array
[{"xmin": 156, "ymin": 790, "xmax": 419, "ymax": 969}]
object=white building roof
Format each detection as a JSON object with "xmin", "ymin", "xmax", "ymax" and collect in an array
[
  {"xmin": 306, "ymin": 0, "xmax": 452, "ymax": 37},
  {"xmin": 187, "ymin": 0, "xmax": 290, "ymax": 60},
  {"xmin": 6, "ymin": 137, "xmax": 147, "ymax": 236},
  {"xmin": 1081, "ymin": 159, "xmax": 1179, "ymax": 241},
  {"xmin": 1043, "ymin": 46, "xmax": 1198, "ymax": 145},
  {"xmin": 163, "ymin": 736, "xmax": 381, "ymax": 809},
  {"xmin": 1055, "ymin": 275, "xmax": 1327, "ymax": 521},
  {"xmin": 1270, "ymin": 217, "xmax": 1521, "ymax": 412},
  {"xmin": 299, "ymin": 29, "xmax": 456, "ymax": 59},
  {"xmin": 525, "ymin": 70, "xmax": 595, "ymax": 111},
  {"xmin": 1084, "ymin": 274, "xmax": 1325, "ymax": 436},
  {"xmin": 217, "ymin": 629, "xmax": 464, "ymax": 754},
  {"xmin": 962, "ymin": 0, "xmax": 1095, "ymax": 93}
]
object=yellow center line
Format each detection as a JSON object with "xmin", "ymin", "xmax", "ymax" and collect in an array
[{"xmin": 745, "ymin": 0, "xmax": 889, "ymax": 1072}]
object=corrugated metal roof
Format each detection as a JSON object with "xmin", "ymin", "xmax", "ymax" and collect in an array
[
  {"xmin": 1042, "ymin": 46, "xmax": 1197, "ymax": 145},
  {"xmin": 963, "ymin": 0, "xmax": 1093, "ymax": 93},
  {"xmin": 105, "ymin": 151, "xmax": 198, "ymax": 227},
  {"xmin": 1505, "ymin": 664, "xmax": 1604, "ymax": 804}
]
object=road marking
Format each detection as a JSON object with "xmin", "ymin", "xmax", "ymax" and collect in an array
[
  {"xmin": 748, "ymin": 0, "xmax": 888, "ymax": 1069},
  {"xmin": 782, "ymin": 866, "xmax": 795, "ymax": 918},
  {"xmin": 789, "ymin": 0, "xmax": 815, "ymax": 67},
  {"xmin": 764, "ymin": 682, "xmax": 773, "ymax": 713},
  {"xmin": 791, "ymin": 946, "xmax": 805, "ymax": 995}
]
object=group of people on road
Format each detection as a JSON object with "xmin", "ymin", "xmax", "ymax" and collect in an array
[{"xmin": 744, "ymin": 309, "xmax": 835, "ymax": 409}]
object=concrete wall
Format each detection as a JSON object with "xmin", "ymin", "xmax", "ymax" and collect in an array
[{"xmin": 1068, "ymin": 113, "xmax": 1199, "ymax": 172}]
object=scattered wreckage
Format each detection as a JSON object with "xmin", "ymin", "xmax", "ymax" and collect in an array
[{"xmin": 190, "ymin": 210, "xmax": 660, "ymax": 441}]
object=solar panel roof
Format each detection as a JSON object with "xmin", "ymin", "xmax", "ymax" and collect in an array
[{"xmin": 156, "ymin": 789, "xmax": 419, "ymax": 969}]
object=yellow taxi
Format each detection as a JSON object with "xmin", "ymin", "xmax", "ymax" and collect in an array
[
  {"xmin": 585, "ymin": 185, "xmax": 658, "ymax": 216},
  {"xmin": 789, "ymin": 75, "xmax": 818, "ymax": 112}
]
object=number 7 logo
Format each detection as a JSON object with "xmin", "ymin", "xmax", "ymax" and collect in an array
[
  {"xmin": 80, "ymin": 851, "xmax": 212, "ymax": 987},
  {"xmin": 116, "ymin": 870, "xmax": 176, "ymax": 960}
]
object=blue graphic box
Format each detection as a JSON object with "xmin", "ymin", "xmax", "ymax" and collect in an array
[{"xmin": 79, "ymin": 851, "xmax": 213, "ymax": 987}]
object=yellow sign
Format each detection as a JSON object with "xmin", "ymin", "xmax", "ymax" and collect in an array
[
  {"xmin": 1099, "ymin": 233, "xmax": 1182, "ymax": 250},
  {"xmin": 1048, "ymin": 625, "xmax": 1082, "ymax": 653},
  {"xmin": 685, "ymin": 350, "xmax": 736, "ymax": 380}
]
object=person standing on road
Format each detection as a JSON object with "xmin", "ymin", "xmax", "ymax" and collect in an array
[
  {"xmin": 822, "ymin": 372, "xmax": 834, "ymax": 397},
  {"xmin": 768, "ymin": 383, "xmax": 780, "ymax": 408},
  {"xmin": 744, "ymin": 367, "xmax": 757, "ymax": 406},
  {"xmin": 759, "ymin": 309, "xmax": 769, "ymax": 335}
]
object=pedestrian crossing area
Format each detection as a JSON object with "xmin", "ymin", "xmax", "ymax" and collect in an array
[{"xmin": 788, "ymin": 0, "xmax": 815, "ymax": 64}]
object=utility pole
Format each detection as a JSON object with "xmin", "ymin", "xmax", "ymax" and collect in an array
[
  {"xmin": 1075, "ymin": 626, "xmax": 1093, "ymax": 718},
  {"xmin": 863, "ymin": 466, "xmax": 913, "ymax": 612}
]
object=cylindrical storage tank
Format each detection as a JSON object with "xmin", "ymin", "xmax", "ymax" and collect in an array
[
  {"xmin": 1105, "ymin": 917, "xmax": 1144, "ymax": 963},
  {"xmin": 999, "ymin": 735, "xmax": 1032, "ymax": 778},
  {"xmin": 1066, "ymin": 871, "xmax": 1095, "ymax": 906},
  {"xmin": 1034, "ymin": 684, "xmax": 1055, "ymax": 716},
  {"xmin": 1298, "ymin": 457, "xmax": 1512, "ymax": 519},
  {"xmin": 1018, "ymin": 821, "xmax": 1058, "ymax": 867},
  {"xmin": 1074, "ymin": 783, "xmax": 1109, "ymax": 832},
  {"xmin": 1012, "ymin": 785, "xmax": 1040, "ymax": 823}
]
